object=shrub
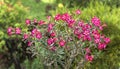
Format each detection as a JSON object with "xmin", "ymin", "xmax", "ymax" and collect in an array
[
  {"xmin": 0, "ymin": 0, "xmax": 28, "ymax": 52},
  {"xmin": 50, "ymin": 0, "xmax": 120, "ymax": 68},
  {"xmin": 0, "ymin": 0, "xmax": 30, "ymax": 68},
  {"xmin": 7, "ymin": 10, "xmax": 110, "ymax": 69}
]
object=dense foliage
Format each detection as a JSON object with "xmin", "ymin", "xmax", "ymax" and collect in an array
[
  {"xmin": 0, "ymin": 0, "xmax": 27, "ymax": 51},
  {"xmin": 0, "ymin": 0, "xmax": 29, "ymax": 68},
  {"xmin": 51, "ymin": 0, "xmax": 120, "ymax": 68},
  {"xmin": 7, "ymin": 10, "xmax": 111, "ymax": 69}
]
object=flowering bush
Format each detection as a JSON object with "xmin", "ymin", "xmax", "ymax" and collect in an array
[
  {"xmin": 0, "ymin": 0, "xmax": 28, "ymax": 52},
  {"xmin": 0, "ymin": 0, "xmax": 30, "ymax": 68},
  {"xmin": 7, "ymin": 10, "xmax": 110, "ymax": 69}
]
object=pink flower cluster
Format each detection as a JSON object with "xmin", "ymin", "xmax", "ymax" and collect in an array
[
  {"xmin": 46, "ymin": 23, "xmax": 66, "ymax": 51},
  {"xmin": 91, "ymin": 16, "xmax": 101, "ymax": 27},
  {"xmin": 23, "ymin": 28, "xmax": 42, "ymax": 46},
  {"xmin": 54, "ymin": 11, "xmax": 110, "ymax": 62},
  {"xmin": 26, "ymin": 19, "xmax": 66, "ymax": 48},
  {"xmin": 7, "ymin": 9, "xmax": 111, "ymax": 62},
  {"xmin": 72, "ymin": 20, "xmax": 110, "ymax": 51},
  {"xmin": 85, "ymin": 54, "xmax": 94, "ymax": 62},
  {"xmin": 71, "ymin": 17, "xmax": 110, "ymax": 62},
  {"xmin": 74, "ymin": 21, "xmax": 92, "ymax": 41},
  {"xmin": 7, "ymin": 27, "xmax": 21, "ymax": 36},
  {"xmin": 75, "ymin": 10, "xmax": 81, "ymax": 15},
  {"xmin": 55, "ymin": 13, "xmax": 75, "ymax": 28},
  {"xmin": 91, "ymin": 16, "xmax": 107, "ymax": 31},
  {"xmin": 31, "ymin": 29, "xmax": 42, "ymax": 40},
  {"xmin": 85, "ymin": 48, "xmax": 93, "ymax": 62},
  {"xmin": 25, "ymin": 19, "xmax": 45, "ymax": 26}
]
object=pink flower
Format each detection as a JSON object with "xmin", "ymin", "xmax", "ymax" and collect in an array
[
  {"xmin": 48, "ymin": 23, "xmax": 54, "ymax": 29},
  {"xmin": 91, "ymin": 16, "xmax": 101, "ymax": 27},
  {"xmin": 28, "ymin": 41, "xmax": 32, "ymax": 46},
  {"xmin": 50, "ymin": 31, "xmax": 56, "ymax": 37},
  {"xmin": 87, "ymin": 36, "xmax": 92, "ymax": 41},
  {"xmin": 31, "ymin": 29, "xmax": 37, "ymax": 36},
  {"xmin": 85, "ymin": 24, "xmax": 91, "ymax": 29},
  {"xmin": 83, "ymin": 35, "xmax": 91, "ymax": 41},
  {"xmin": 33, "ymin": 19, "xmax": 37, "ymax": 23},
  {"xmin": 23, "ymin": 33, "xmax": 29, "ymax": 40},
  {"xmin": 15, "ymin": 28, "xmax": 21, "ymax": 34},
  {"xmin": 48, "ymin": 23, "xmax": 54, "ymax": 32},
  {"xmin": 85, "ymin": 54, "xmax": 94, "ymax": 62},
  {"xmin": 98, "ymin": 43, "xmax": 106, "ymax": 50},
  {"xmin": 94, "ymin": 38, "xmax": 101, "ymax": 44},
  {"xmin": 25, "ymin": 19, "xmax": 31, "ymax": 25},
  {"xmin": 38, "ymin": 20, "xmax": 45, "ymax": 26},
  {"xmin": 54, "ymin": 14, "xmax": 61, "ymax": 21},
  {"xmin": 47, "ymin": 38, "xmax": 54, "ymax": 46},
  {"xmin": 66, "ymin": 19, "xmax": 75, "ymax": 28},
  {"xmin": 99, "ymin": 26, "xmax": 103, "ymax": 30},
  {"xmin": 104, "ymin": 37, "xmax": 110, "ymax": 44},
  {"xmin": 77, "ymin": 34, "xmax": 82, "ymax": 39},
  {"xmin": 92, "ymin": 30, "xmax": 101, "ymax": 39},
  {"xmin": 78, "ymin": 21, "xmax": 84, "ymax": 27},
  {"xmin": 83, "ymin": 30, "xmax": 90, "ymax": 36},
  {"xmin": 92, "ymin": 29, "xmax": 99, "ymax": 34},
  {"xmin": 7, "ymin": 27, "xmax": 13, "ymax": 36},
  {"xmin": 36, "ymin": 31, "xmax": 42, "ymax": 40},
  {"xmin": 61, "ymin": 13, "xmax": 71, "ymax": 21},
  {"xmin": 53, "ymin": 37, "xmax": 58, "ymax": 42},
  {"xmin": 93, "ymin": 33, "xmax": 100, "ymax": 39},
  {"xmin": 101, "ymin": 35, "xmax": 105, "ymax": 39},
  {"xmin": 59, "ymin": 39, "xmax": 66, "ymax": 47},
  {"xmin": 82, "ymin": 24, "xmax": 91, "ymax": 31},
  {"xmin": 74, "ymin": 28, "xmax": 80, "ymax": 35},
  {"xmin": 75, "ymin": 10, "xmax": 81, "ymax": 14},
  {"xmin": 85, "ymin": 48, "xmax": 91, "ymax": 53},
  {"xmin": 50, "ymin": 46, "xmax": 56, "ymax": 51},
  {"xmin": 47, "ymin": 16, "xmax": 51, "ymax": 21}
]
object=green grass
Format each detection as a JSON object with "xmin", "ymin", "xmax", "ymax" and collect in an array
[
  {"xmin": 9, "ymin": 0, "xmax": 47, "ymax": 20},
  {"xmin": 21, "ymin": 0, "xmax": 47, "ymax": 20}
]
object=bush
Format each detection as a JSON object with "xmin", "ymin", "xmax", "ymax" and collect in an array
[
  {"xmin": 50, "ymin": 0, "xmax": 120, "ymax": 68},
  {"xmin": 7, "ymin": 9, "xmax": 111, "ymax": 69},
  {"xmin": 0, "ymin": 0, "xmax": 28, "ymax": 52},
  {"xmin": 0, "ymin": 0, "xmax": 30, "ymax": 68}
]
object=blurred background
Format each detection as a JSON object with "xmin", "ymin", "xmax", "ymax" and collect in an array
[{"xmin": 0, "ymin": 0, "xmax": 120, "ymax": 69}]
